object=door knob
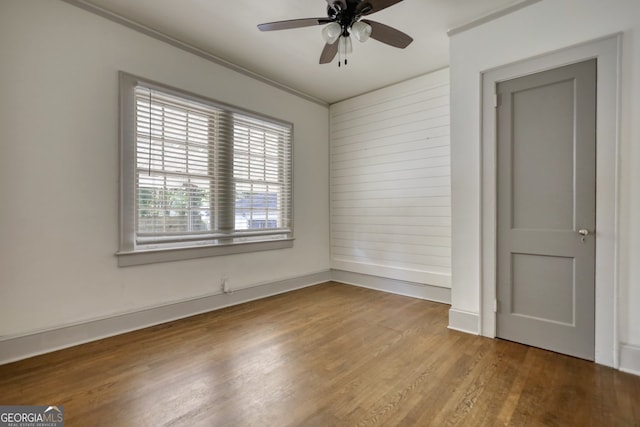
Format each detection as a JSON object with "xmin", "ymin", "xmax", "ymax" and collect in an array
[{"xmin": 578, "ymin": 228, "xmax": 590, "ymax": 243}]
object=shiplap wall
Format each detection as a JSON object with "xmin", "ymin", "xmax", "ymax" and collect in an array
[{"xmin": 330, "ymin": 69, "xmax": 451, "ymax": 287}]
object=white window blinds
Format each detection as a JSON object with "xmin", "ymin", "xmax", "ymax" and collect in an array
[
  {"xmin": 120, "ymin": 77, "xmax": 292, "ymax": 259},
  {"xmin": 135, "ymin": 87, "xmax": 219, "ymax": 243},
  {"xmin": 232, "ymin": 114, "xmax": 292, "ymax": 233}
]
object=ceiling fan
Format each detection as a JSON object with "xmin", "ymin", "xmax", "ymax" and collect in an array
[{"xmin": 257, "ymin": 0, "xmax": 413, "ymax": 66}]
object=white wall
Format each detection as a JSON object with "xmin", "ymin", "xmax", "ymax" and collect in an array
[
  {"xmin": 449, "ymin": 0, "xmax": 640, "ymax": 355},
  {"xmin": 0, "ymin": 0, "xmax": 330, "ymax": 338},
  {"xmin": 330, "ymin": 70, "xmax": 451, "ymax": 290}
]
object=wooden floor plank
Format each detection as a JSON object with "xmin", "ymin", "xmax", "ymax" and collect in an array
[{"xmin": 1, "ymin": 282, "xmax": 638, "ymax": 426}]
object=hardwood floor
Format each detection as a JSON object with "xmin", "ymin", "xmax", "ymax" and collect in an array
[{"xmin": 1, "ymin": 282, "xmax": 638, "ymax": 426}]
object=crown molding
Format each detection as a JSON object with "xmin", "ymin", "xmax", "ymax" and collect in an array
[{"xmin": 447, "ymin": 0, "xmax": 543, "ymax": 37}]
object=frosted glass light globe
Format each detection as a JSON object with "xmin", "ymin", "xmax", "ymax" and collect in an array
[
  {"xmin": 352, "ymin": 21, "xmax": 372, "ymax": 42},
  {"xmin": 321, "ymin": 22, "xmax": 341, "ymax": 44}
]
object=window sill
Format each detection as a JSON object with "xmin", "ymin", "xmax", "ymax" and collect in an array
[{"xmin": 116, "ymin": 238, "xmax": 294, "ymax": 267}]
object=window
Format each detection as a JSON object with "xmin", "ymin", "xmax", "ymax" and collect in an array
[{"xmin": 118, "ymin": 73, "xmax": 293, "ymax": 266}]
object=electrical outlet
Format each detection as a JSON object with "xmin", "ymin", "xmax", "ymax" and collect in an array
[{"xmin": 221, "ymin": 276, "xmax": 232, "ymax": 294}]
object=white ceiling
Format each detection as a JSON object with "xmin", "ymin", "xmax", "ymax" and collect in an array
[{"xmin": 79, "ymin": 0, "xmax": 522, "ymax": 103}]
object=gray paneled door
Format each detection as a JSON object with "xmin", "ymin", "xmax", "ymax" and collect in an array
[{"xmin": 496, "ymin": 59, "xmax": 596, "ymax": 360}]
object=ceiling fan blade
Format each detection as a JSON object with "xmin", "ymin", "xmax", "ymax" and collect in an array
[
  {"xmin": 258, "ymin": 18, "xmax": 332, "ymax": 31},
  {"xmin": 319, "ymin": 41, "xmax": 339, "ymax": 64},
  {"xmin": 357, "ymin": 0, "xmax": 404, "ymax": 16},
  {"xmin": 361, "ymin": 19, "xmax": 413, "ymax": 48}
]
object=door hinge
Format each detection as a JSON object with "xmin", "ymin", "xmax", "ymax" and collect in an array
[
  {"xmin": 494, "ymin": 299, "xmax": 499, "ymax": 312},
  {"xmin": 494, "ymin": 93, "xmax": 501, "ymax": 108}
]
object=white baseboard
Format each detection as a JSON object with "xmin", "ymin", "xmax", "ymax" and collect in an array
[
  {"xmin": 331, "ymin": 269, "xmax": 451, "ymax": 304},
  {"xmin": 448, "ymin": 308, "xmax": 480, "ymax": 335},
  {"xmin": 331, "ymin": 261, "xmax": 451, "ymax": 288},
  {"xmin": 9, "ymin": 267, "xmax": 634, "ymax": 377},
  {"xmin": 0, "ymin": 270, "xmax": 331, "ymax": 365},
  {"xmin": 619, "ymin": 343, "xmax": 640, "ymax": 377}
]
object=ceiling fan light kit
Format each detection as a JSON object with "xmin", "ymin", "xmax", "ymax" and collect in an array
[
  {"xmin": 257, "ymin": 0, "xmax": 413, "ymax": 66},
  {"xmin": 321, "ymin": 22, "xmax": 342, "ymax": 44},
  {"xmin": 351, "ymin": 21, "xmax": 372, "ymax": 42}
]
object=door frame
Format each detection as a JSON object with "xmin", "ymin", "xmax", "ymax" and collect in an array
[{"xmin": 480, "ymin": 34, "xmax": 621, "ymax": 367}]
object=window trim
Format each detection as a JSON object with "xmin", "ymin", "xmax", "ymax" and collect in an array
[{"xmin": 116, "ymin": 72, "xmax": 294, "ymax": 267}]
